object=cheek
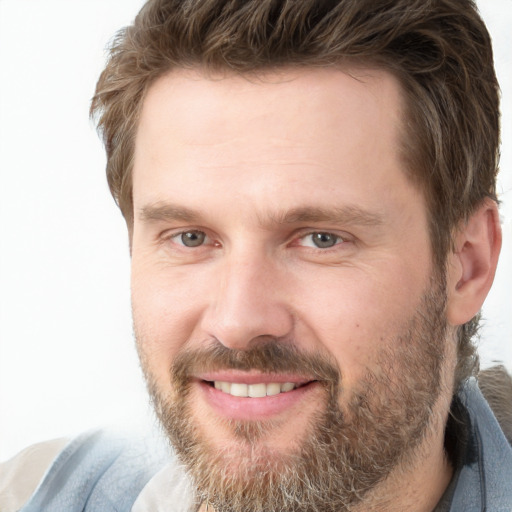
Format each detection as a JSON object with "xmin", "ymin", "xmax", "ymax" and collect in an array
[
  {"xmin": 131, "ymin": 261, "xmax": 206, "ymax": 377},
  {"xmin": 293, "ymin": 267, "xmax": 425, "ymax": 386}
]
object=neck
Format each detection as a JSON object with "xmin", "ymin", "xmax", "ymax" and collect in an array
[
  {"xmin": 352, "ymin": 352, "xmax": 457, "ymax": 512},
  {"xmin": 355, "ymin": 429, "xmax": 453, "ymax": 511}
]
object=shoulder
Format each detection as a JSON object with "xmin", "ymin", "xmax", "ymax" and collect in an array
[
  {"xmin": 449, "ymin": 373, "xmax": 512, "ymax": 510},
  {"xmin": 0, "ymin": 437, "xmax": 69, "ymax": 512},
  {"xmin": 477, "ymin": 364, "xmax": 512, "ymax": 444},
  {"xmin": 1, "ymin": 429, "xmax": 193, "ymax": 512}
]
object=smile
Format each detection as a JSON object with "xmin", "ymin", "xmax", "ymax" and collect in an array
[
  {"xmin": 212, "ymin": 381, "xmax": 297, "ymax": 397},
  {"xmin": 198, "ymin": 376, "xmax": 320, "ymax": 421}
]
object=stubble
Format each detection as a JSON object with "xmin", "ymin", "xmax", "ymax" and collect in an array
[{"xmin": 137, "ymin": 274, "xmax": 448, "ymax": 512}]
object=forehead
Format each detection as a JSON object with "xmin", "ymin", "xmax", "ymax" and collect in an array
[
  {"xmin": 132, "ymin": 66, "xmax": 417, "ymax": 224},
  {"xmin": 135, "ymin": 66, "xmax": 405, "ymax": 155}
]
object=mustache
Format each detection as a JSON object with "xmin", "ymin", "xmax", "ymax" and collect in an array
[{"xmin": 171, "ymin": 338, "xmax": 341, "ymax": 386}]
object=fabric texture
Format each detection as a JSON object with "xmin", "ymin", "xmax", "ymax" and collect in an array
[
  {"xmin": 11, "ymin": 378, "xmax": 512, "ymax": 511},
  {"xmin": 18, "ymin": 429, "xmax": 191, "ymax": 512},
  {"xmin": 0, "ymin": 438, "xmax": 69, "ymax": 511},
  {"xmin": 448, "ymin": 379, "xmax": 512, "ymax": 511}
]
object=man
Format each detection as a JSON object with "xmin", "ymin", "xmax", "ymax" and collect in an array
[{"xmin": 1, "ymin": 0, "xmax": 510, "ymax": 510}]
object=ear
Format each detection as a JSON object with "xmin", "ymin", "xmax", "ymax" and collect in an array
[{"xmin": 446, "ymin": 199, "xmax": 502, "ymax": 326}]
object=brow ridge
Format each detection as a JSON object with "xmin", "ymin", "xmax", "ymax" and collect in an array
[{"xmin": 139, "ymin": 202, "xmax": 384, "ymax": 228}]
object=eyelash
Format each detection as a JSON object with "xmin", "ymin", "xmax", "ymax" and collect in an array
[
  {"xmin": 163, "ymin": 229, "xmax": 349, "ymax": 251},
  {"xmin": 295, "ymin": 232, "xmax": 346, "ymax": 249},
  {"xmin": 167, "ymin": 230, "xmax": 215, "ymax": 248}
]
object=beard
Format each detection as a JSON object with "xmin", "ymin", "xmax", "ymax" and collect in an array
[{"xmin": 137, "ymin": 273, "xmax": 448, "ymax": 512}]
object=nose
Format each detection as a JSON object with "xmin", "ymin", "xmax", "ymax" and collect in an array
[{"xmin": 200, "ymin": 250, "xmax": 294, "ymax": 350}]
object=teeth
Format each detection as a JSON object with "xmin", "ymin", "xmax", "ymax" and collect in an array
[
  {"xmin": 248, "ymin": 383, "xmax": 267, "ymax": 398},
  {"xmin": 266, "ymin": 383, "xmax": 281, "ymax": 396},
  {"xmin": 212, "ymin": 381, "xmax": 297, "ymax": 398},
  {"xmin": 230, "ymin": 383, "xmax": 248, "ymax": 397}
]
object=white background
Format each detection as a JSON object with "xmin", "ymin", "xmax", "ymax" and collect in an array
[{"xmin": 0, "ymin": 0, "xmax": 511, "ymax": 461}]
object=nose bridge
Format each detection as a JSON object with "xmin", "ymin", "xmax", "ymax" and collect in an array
[{"xmin": 201, "ymin": 244, "xmax": 293, "ymax": 349}]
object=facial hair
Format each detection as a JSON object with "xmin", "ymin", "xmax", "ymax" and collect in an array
[{"xmin": 138, "ymin": 274, "xmax": 448, "ymax": 512}]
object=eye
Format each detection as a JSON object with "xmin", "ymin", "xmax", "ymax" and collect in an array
[
  {"xmin": 298, "ymin": 232, "xmax": 344, "ymax": 249},
  {"xmin": 173, "ymin": 230, "xmax": 207, "ymax": 247}
]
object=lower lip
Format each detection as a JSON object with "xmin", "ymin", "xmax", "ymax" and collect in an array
[{"xmin": 197, "ymin": 380, "xmax": 320, "ymax": 421}]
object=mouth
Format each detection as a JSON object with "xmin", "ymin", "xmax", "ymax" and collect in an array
[
  {"xmin": 209, "ymin": 380, "xmax": 307, "ymax": 397},
  {"xmin": 195, "ymin": 373, "xmax": 320, "ymax": 420}
]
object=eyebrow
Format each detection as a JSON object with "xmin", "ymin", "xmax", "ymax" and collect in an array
[
  {"xmin": 267, "ymin": 206, "xmax": 384, "ymax": 228},
  {"xmin": 140, "ymin": 203, "xmax": 202, "ymax": 223},
  {"xmin": 139, "ymin": 202, "xmax": 384, "ymax": 228}
]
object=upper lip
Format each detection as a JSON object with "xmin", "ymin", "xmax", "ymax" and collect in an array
[{"xmin": 195, "ymin": 370, "xmax": 315, "ymax": 385}]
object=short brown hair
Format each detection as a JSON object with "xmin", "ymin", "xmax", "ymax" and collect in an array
[{"xmin": 91, "ymin": 0, "xmax": 500, "ymax": 386}]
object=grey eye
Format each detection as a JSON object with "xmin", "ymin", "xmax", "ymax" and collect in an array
[
  {"xmin": 180, "ymin": 231, "xmax": 206, "ymax": 247},
  {"xmin": 311, "ymin": 232, "xmax": 338, "ymax": 248}
]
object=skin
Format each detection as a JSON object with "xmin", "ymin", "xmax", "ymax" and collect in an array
[{"xmin": 130, "ymin": 67, "xmax": 500, "ymax": 510}]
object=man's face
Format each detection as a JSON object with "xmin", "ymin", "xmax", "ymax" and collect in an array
[{"xmin": 131, "ymin": 68, "xmax": 451, "ymax": 510}]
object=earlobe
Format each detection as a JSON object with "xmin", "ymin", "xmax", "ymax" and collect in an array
[{"xmin": 446, "ymin": 199, "xmax": 502, "ymax": 326}]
